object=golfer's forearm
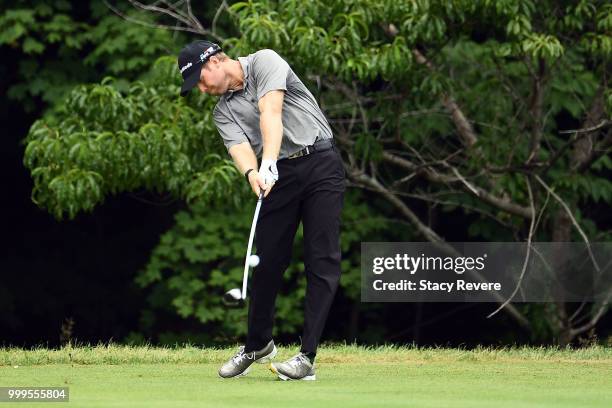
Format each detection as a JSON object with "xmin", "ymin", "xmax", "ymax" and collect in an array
[
  {"xmin": 228, "ymin": 142, "xmax": 258, "ymax": 174},
  {"xmin": 260, "ymin": 111, "xmax": 283, "ymax": 161}
]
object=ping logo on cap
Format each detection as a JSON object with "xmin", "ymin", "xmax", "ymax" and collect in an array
[{"xmin": 200, "ymin": 46, "xmax": 216, "ymax": 61}]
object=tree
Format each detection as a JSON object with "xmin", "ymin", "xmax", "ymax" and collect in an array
[
  {"xmin": 23, "ymin": 0, "xmax": 612, "ymax": 344},
  {"xmin": 0, "ymin": 1, "xmax": 178, "ymax": 110}
]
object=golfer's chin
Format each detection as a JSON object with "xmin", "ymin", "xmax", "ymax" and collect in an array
[{"xmin": 207, "ymin": 88, "xmax": 226, "ymax": 96}]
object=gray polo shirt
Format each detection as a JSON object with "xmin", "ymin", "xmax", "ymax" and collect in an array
[{"xmin": 213, "ymin": 49, "xmax": 333, "ymax": 159}]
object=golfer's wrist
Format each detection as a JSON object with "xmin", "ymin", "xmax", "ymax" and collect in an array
[{"xmin": 244, "ymin": 168, "xmax": 256, "ymax": 182}]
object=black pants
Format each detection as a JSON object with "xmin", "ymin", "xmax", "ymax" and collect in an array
[{"xmin": 245, "ymin": 144, "xmax": 346, "ymax": 354}]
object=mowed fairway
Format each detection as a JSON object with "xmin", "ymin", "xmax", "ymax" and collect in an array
[{"xmin": 1, "ymin": 344, "xmax": 610, "ymax": 408}]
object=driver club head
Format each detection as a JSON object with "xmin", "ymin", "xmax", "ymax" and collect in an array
[{"xmin": 223, "ymin": 288, "xmax": 245, "ymax": 308}]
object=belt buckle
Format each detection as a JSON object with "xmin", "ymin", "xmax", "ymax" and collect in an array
[
  {"xmin": 288, "ymin": 144, "xmax": 315, "ymax": 160},
  {"xmin": 290, "ymin": 146, "xmax": 308, "ymax": 159}
]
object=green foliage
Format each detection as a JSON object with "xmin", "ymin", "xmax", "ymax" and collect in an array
[
  {"xmin": 83, "ymin": 15, "xmax": 174, "ymax": 77},
  {"xmin": 23, "ymin": 57, "xmax": 247, "ymax": 219},
  {"xmin": 354, "ymin": 133, "xmax": 383, "ymax": 163},
  {"xmin": 227, "ymin": 0, "xmax": 421, "ymax": 82},
  {"xmin": 0, "ymin": 1, "xmax": 178, "ymax": 108},
  {"xmin": 521, "ymin": 33, "xmax": 564, "ymax": 60},
  {"xmin": 549, "ymin": 50, "xmax": 598, "ymax": 118}
]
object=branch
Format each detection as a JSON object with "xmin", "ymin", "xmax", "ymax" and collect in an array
[
  {"xmin": 534, "ymin": 175, "xmax": 601, "ymax": 272},
  {"xmin": 487, "ymin": 175, "xmax": 536, "ymax": 318},
  {"xmin": 127, "ymin": 0, "xmax": 193, "ymax": 27},
  {"xmin": 571, "ymin": 83, "xmax": 608, "ymax": 172},
  {"xmin": 212, "ymin": 0, "xmax": 228, "ymax": 35},
  {"xmin": 104, "ymin": 0, "xmax": 226, "ymax": 42},
  {"xmin": 526, "ymin": 58, "xmax": 546, "ymax": 163},
  {"xmin": 184, "ymin": 0, "xmax": 204, "ymax": 31},
  {"xmin": 411, "ymin": 48, "xmax": 478, "ymax": 148},
  {"xmin": 386, "ymin": 151, "xmax": 534, "ymax": 219},
  {"xmin": 575, "ymin": 127, "xmax": 612, "ymax": 173},
  {"xmin": 544, "ymin": 120, "xmax": 611, "ymax": 172},
  {"xmin": 569, "ymin": 290, "xmax": 611, "ymax": 338},
  {"xmin": 352, "ymin": 181, "xmax": 516, "ymax": 230},
  {"xmin": 445, "ymin": 163, "xmax": 480, "ymax": 195},
  {"xmin": 558, "ymin": 119, "xmax": 612, "ymax": 134},
  {"xmin": 342, "ymin": 156, "xmax": 530, "ymax": 329},
  {"xmin": 485, "ymin": 162, "xmax": 547, "ymax": 174},
  {"xmin": 323, "ymin": 77, "xmax": 531, "ymax": 218},
  {"xmin": 348, "ymin": 167, "xmax": 449, "ymax": 246}
]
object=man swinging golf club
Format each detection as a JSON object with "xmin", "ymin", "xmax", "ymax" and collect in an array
[{"xmin": 178, "ymin": 41, "xmax": 346, "ymax": 381}]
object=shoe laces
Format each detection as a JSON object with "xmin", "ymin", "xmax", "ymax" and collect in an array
[
  {"xmin": 232, "ymin": 346, "xmax": 254, "ymax": 364},
  {"xmin": 288, "ymin": 353, "xmax": 308, "ymax": 368}
]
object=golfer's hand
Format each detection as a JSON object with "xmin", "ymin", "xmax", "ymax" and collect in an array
[
  {"xmin": 257, "ymin": 159, "xmax": 278, "ymax": 197},
  {"xmin": 247, "ymin": 170, "xmax": 271, "ymax": 198}
]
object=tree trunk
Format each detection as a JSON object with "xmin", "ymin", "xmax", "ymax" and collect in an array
[{"xmin": 550, "ymin": 209, "xmax": 572, "ymax": 345}]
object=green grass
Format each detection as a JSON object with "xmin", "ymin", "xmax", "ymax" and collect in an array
[{"xmin": 1, "ymin": 343, "xmax": 610, "ymax": 407}]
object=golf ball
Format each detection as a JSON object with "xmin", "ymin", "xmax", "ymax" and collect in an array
[{"xmin": 248, "ymin": 254, "xmax": 260, "ymax": 267}]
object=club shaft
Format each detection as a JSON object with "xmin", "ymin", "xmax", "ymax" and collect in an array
[{"xmin": 242, "ymin": 191, "xmax": 264, "ymax": 299}]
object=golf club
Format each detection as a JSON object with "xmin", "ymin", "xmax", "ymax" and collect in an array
[{"xmin": 223, "ymin": 189, "xmax": 265, "ymax": 307}]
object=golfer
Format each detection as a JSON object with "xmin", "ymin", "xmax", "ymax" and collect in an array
[{"xmin": 177, "ymin": 41, "xmax": 346, "ymax": 381}]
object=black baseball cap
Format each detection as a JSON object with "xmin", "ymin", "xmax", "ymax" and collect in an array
[{"xmin": 177, "ymin": 40, "xmax": 222, "ymax": 96}]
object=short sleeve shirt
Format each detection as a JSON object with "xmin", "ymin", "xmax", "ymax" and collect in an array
[{"xmin": 213, "ymin": 49, "xmax": 333, "ymax": 159}]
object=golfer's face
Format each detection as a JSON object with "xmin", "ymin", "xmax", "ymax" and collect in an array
[{"xmin": 197, "ymin": 61, "xmax": 225, "ymax": 95}]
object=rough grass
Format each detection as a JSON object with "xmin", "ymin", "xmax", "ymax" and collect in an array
[
  {"xmin": 0, "ymin": 343, "xmax": 610, "ymax": 408},
  {"xmin": 1, "ymin": 342, "xmax": 610, "ymax": 366}
]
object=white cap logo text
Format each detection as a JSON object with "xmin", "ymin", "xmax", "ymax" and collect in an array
[{"xmin": 179, "ymin": 62, "xmax": 193, "ymax": 74}]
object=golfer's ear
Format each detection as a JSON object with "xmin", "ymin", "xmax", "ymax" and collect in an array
[
  {"xmin": 258, "ymin": 90, "xmax": 284, "ymax": 114},
  {"xmin": 207, "ymin": 55, "xmax": 220, "ymax": 68}
]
